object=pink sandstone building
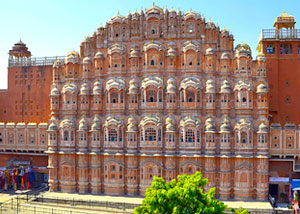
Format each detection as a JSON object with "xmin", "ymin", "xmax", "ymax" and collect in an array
[
  {"xmin": 1, "ymin": 4, "xmax": 299, "ymax": 203},
  {"xmin": 46, "ymin": 5, "xmax": 269, "ymax": 200}
]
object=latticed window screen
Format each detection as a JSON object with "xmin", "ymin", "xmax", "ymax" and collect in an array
[
  {"xmin": 146, "ymin": 90, "xmax": 157, "ymax": 102},
  {"xmin": 185, "ymin": 129, "xmax": 195, "ymax": 143},
  {"xmin": 145, "ymin": 127, "xmax": 156, "ymax": 141},
  {"xmin": 108, "ymin": 129, "xmax": 118, "ymax": 142}
]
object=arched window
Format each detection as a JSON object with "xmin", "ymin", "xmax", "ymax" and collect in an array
[
  {"xmin": 64, "ymin": 131, "xmax": 68, "ymax": 141},
  {"xmin": 241, "ymin": 131, "xmax": 247, "ymax": 143},
  {"xmin": 187, "ymin": 91, "xmax": 195, "ymax": 102},
  {"xmin": 150, "ymin": 59, "xmax": 155, "ymax": 66},
  {"xmin": 145, "ymin": 127, "xmax": 156, "ymax": 141},
  {"xmin": 110, "ymin": 92, "xmax": 118, "ymax": 103},
  {"xmin": 146, "ymin": 90, "xmax": 157, "ymax": 102},
  {"xmin": 185, "ymin": 129, "xmax": 195, "ymax": 143},
  {"xmin": 108, "ymin": 129, "xmax": 118, "ymax": 142}
]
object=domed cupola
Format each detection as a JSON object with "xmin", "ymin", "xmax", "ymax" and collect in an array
[
  {"xmin": 95, "ymin": 51, "xmax": 105, "ymax": 59},
  {"xmin": 92, "ymin": 81, "xmax": 102, "ymax": 95},
  {"xmin": 257, "ymin": 121, "xmax": 268, "ymax": 134},
  {"xmin": 127, "ymin": 116, "xmax": 137, "ymax": 132},
  {"xmin": 167, "ymin": 78, "xmax": 176, "ymax": 94},
  {"xmin": 220, "ymin": 117, "xmax": 231, "ymax": 133},
  {"xmin": 91, "ymin": 115, "xmax": 101, "ymax": 131},
  {"xmin": 256, "ymin": 53, "xmax": 266, "ymax": 62},
  {"xmin": 206, "ymin": 79, "xmax": 216, "ymax": 93},
  {"xmin": 220, "ymin": 80, "xmax": 231, "ymax": 93},
  {"xmin": 65, "ymin": 51, "xmax": 80, "ymax": 64},
  {"xmin": 205, "ymin": 47, "xmax": 215, "ymax": 55},
  {"xmin": 234, "ymin": 43, "xmax": 252, "ymax": 58},
  {"xmin": 78, "ymin": 117, "xmax": 88, "ymax": 131},
  {"xmin": 50, "ymin": 84, "xmax": 60, "ymax": 96},
  {"xmin": 53, "ymin": 59, "xmax": 64, "ymax": 68},
  {"xmin": 220, "ymin": 52, "xmax": 230, "ymax": 60},
  {"xmin": 205, "ymin": 117, "xmax": 216, "ymax": 133},
  {"xmin": 165, "ymin": 116, "xmax": 176, "ymax": 132},
  {"xmin": 128, "ymin": 79, "xmax": 138, "ymax": 94},
  {"xmin": 167, "ymin": 47, "xmax": 177, "ymax": 57},
  {"xmin": 83, "ymin": 56, "xmax": 92, "ymax": 64},
  {"xmin": 80, "ymin": 83, "xmax": 90, "ymax": 95},
  {"xmin": 256, "ymin": 82, "xmax": 268, "ymax": 93},
  {"xmin": 221, "ymin": 28, "xmax": 230, "ymax": 37},
  {"xmin": 129, "ymin": 48, "xmax": 138, "ymax": 58},
  {"xmin": 205, "ymin": 20, "xmax": 216, "ymax": 29},
  {"xmin": 48, "ymin": 118, "xmax": 58, "ymax": 131}
]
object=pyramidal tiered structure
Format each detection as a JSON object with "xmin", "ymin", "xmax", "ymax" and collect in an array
[{"xmin": 47, "ymin": 5, "xmax": 269, "ymax": 200}]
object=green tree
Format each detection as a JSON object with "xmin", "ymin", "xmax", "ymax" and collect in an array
[{"xmin": 134, "ymin": 171, "xmax": 248, "ymax": 214}]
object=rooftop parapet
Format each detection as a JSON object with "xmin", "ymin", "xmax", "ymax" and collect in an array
[
  {"xmin": 8, "ymin": 56, "xmax": 65, "ymax": 67},
  {"xmin": 260, "ymin": 29, "xmax": 300, "ymax": 41}
]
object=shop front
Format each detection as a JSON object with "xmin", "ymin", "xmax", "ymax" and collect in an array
[
  {"xmin": 269, "ymin": 177, "xmax": 290, "ymax": 203},
  {"xmin": 0, "ymin": 157, "xmax": 48, "ymax": 192}
]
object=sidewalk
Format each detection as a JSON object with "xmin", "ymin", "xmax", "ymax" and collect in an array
[
  {"xmin": 42, "ymin": 191, "xmax": 144, "ymax": 204},
  {"xmin": 42, "ymin": 191, "xmax": 273, "ymax": 211}
]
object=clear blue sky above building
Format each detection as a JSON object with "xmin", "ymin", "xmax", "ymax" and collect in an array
[{"xmin": 0, "ymin": 0, "xmax": 299, "ymax": 89}]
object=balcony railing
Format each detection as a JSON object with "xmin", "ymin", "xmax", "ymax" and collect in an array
[
  {"xmin": 261, "ymin": 29, "xmax": 300, "ymax": 40},
  {"xmin": 8, "ymin": 56, "xmax": 65, "ymax": 67}
]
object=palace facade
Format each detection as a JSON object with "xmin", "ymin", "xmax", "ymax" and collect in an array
[{"xmin": 46, "ymin": 5, "xmax": 269, "ymax": 200}]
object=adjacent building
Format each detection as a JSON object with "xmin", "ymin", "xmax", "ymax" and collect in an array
[{"xmin": 258, "ymin": 12, "xmax": 300, "ymax": 202}]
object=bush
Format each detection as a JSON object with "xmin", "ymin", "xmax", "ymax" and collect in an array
[{"xmin": 134, "ymin": 171, "xmax": 248, "ymax": 214}]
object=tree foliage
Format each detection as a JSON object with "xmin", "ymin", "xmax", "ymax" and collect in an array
[{"xmin": 134, "ymin": 171, "xmax": 248, "ymax": 214}]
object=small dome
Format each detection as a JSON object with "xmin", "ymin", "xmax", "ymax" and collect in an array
[
  {"xmin": 220, "ymin": 52, "xmax": 230, "ymax": 60},
  {"xmin": 128, "ymin": 79, "xmax": 138, "ymax": 94},
  {"xmin": 167, "ymin": 78, "xmax": 176, "ymax": 94},
  {"xmin": 205, "ymin": 20, "xmax": 216, "ymax": 29},
  {"xmin": 258, "ymin": 122, "xmax": 268, "ymax": 133},
  {"xmin": 257, "ymin": 82, "xmax": 268, "ymax": 93},
  {"xmin": 91, "ymin": 115, "xmax": 100, "ymax": 131},
  {"xmin": 50, "ymin": 85, "xmax": 60, "ymax": 96},
  {"xmin": 65, "ymin": 51, "xmax": 80, "ymax": 64},
  {"xmin": 130, "ymin": 49, "xmax": 138, "ymax": 58},
  {"xmin": 93, "ymin": 81, "xmax": 102, "ymax": 95},
  {"xmin": 83, "ymin": 57, "xmax": 92, "ymax": 64},
  {"xmin": 169, "ymin": 8, "xmax": 176, "ymax": 13},
  {"xmin": 235, "ymin": 43, "xmax": 252, "ymax": 58},
  {"xmin": 53, "ymin": 59, "xmax": 64, "ymax": 68},
  {"xmin": 48, "ymin": 119, "xmax": 58, "ymax": 131},
  {"xmin": 80, "ymin": 83, "xmax": 89, "ymax": 95},
  {"xmin": 165, "ymin": 116, "xmax": 176, "ymax": 132},
  {"xmin": 78, "ymin": 117, "xmax": 88, "ymax": 131},
  {"xmin": 221, "ymin": 28, "xmax": 229, "ymax": 37},
  {"xmin": 256, "ymin": 53, "xmax": 266, "ymax": 62},
  {"xmin": 220, "ymin": 80, "xmax": 231, "ymax": 93},
  {"xmin": 167, "ymin": 47, "xmax": 177, "ymax": 57},
  {"xmin": 205, "ymin": 117, "xmax": 216, "ymax": 132},
  {"xmin": 127, "ymin": 117, "xmax": 137, "ymax": 132},
  {"xmin": 205, "ymin": 47, "xmax": 215, "ymax": 55},
  {"xmin": 206, "ymin": 79, "xmax": 216, "ymax": 93},
  {"xmin": 95, "ymin": 51, "xmax": 104, "ymax": 59},
  {"xmin": 220, "ymin": 118, "xmax": 231, "ymax": 133}
]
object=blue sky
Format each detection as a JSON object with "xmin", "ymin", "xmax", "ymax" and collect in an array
[{"xmin": 0, "ymin": 0, "xmax": 299, "ymax": 89}]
